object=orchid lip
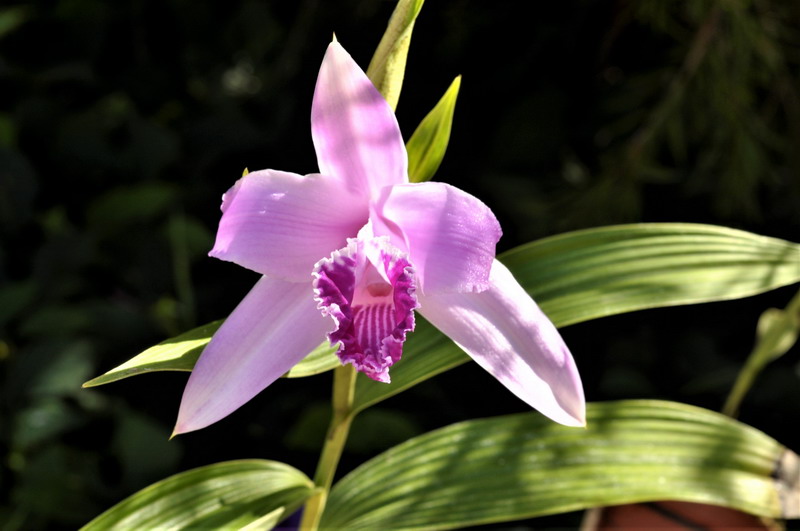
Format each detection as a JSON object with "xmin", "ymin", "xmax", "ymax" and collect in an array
[{"xmin": 313, "ymin": 235, "xmax": 418, "ymax": 383}]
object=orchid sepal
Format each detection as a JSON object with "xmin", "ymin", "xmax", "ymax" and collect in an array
[{"xmin": 418, "ymin": 260, "xmax": 586, "ymax": 427}]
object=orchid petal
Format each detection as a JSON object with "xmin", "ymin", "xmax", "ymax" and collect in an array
[
  {"xmin": 174, "ymin": 276, "xmax": 332, "ymax": 435},
  {"xmin": 374, "ymin": 182, "xmax": 502, "ymax": 294},
  {"xmin": 312, "ymin": 41, "xmax": 408, "ymax": 197},
  {"xmin": 417, "ymin": 260, "xmax": 586, "ymax": 427},
  {"xmin": 209, "ymin": 169, "xmax": 367, "ymax": 282}
]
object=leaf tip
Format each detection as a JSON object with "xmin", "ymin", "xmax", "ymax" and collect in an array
[{"xmin": 82, "ymin": 376, "xmax": 101, "ymax": 388}]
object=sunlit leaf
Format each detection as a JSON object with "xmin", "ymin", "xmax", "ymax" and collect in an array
[
  {"xmin": 503, "ymin": 223, "xmax": 800, "ymax": 327},
  {"xmin": 407, "ymin": 76, "xmax": 461, "ymax": 183},
  {"xmin": 82, "ymin": 320, "xmax": 337, "ymax": 387},
  {"xmin": 322, "ymin": 400, "xmax": 798, "ymax": 529},
  {"xmin": 366, "ymin": 0, "xmax": 425, "ymax": 110},
  {"xmin": 353, "ymin": 223, "xmax": 800, "ymax": 411},
  {"xmin": 285, "ymin": 342, "xmax": 338, "ymax": 378},
  {"xmin": 83, "ymin": 321, "xmax": 221, "ymax": 387},
  {"xmin": 81, "ymin": 460, "xmax": 314, "ymax": 530}
]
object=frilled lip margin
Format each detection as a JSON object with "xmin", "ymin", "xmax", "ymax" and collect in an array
[{"xmin": 313, "ymin": 237, "xmax": 418, "ymax": 383}]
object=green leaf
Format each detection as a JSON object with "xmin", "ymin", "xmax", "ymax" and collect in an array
[
  {"xmin": 366, "ymin": 0, "xmax": 425, "ymax": 110},
  {"xmin": 503, "ymin": 223, "xmax": 800, "ymax": 327},
  {"xmin": 407, "ymin": 76, "xmax": 461, "ymax": 183},
  {"xmin": 82, "ymin": 321, "xmax": 338, "ymax": 387},
  {"xmin": 322, "ymin": 400, "xmax": 798, "ymax": 529},
  {"xmin": 285, "ymin": 342, "xmax": 338, "ymax": 378},
  {"xmin": 82, "ymin": 320, "xmax": 222, "ymax": 387},
  {"xmin": 82, "ymin": 460, "xmax": 314, "ymax": 530},
  {"xmin": 352, "ymin": 223, "xmax": 800, "ymax": 412}
]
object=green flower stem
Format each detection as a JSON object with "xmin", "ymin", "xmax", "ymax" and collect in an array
[
  {"xmin": 722, "ymin": 287, "xmax": 800, "ymax": 417},
  {"xmin": 300, "ymin": 364, "xmax": 357, "ymax": 530}
]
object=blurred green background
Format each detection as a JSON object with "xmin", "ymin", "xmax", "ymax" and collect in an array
[{"xmin": 1, "ymin": 1, "xmax": 799, "ymax": 528}]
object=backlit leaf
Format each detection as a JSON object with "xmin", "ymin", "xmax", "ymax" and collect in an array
[
  {"xmin": 322, "ymin": 400, "xmax": 798, "ymax": 529},
  {"xmin": 82, "ymin": 460, "xmax": 314, "ymax": 530},
  {"xmin": 82, "ymin": 321, "xmax": 337, "ymax": 387},
  {"xmin": 366, "ymin": 0, "xmax": 425, "ymax": 110},
  {"xmin": 407, "ymin": 76, "xmax": 461, "ymax": 183}
]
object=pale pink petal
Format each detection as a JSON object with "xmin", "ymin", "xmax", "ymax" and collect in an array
[
  {"xmin": 174, "ymin": 276, "xmax": 332, "ymax": 435},
  {"xmin": 313, "ymin": 237, "xmax": 417, "ymax": 383},
  {"xmin": 417, "ymin": 260, "xmax": 585, "ymax": 427},
  {"xmin": 311, "ymin": 41, "xmax": 408, "ymax": 197},
  {"xmin": 374, "ymin": 182, "xmax": 502, "ymax": 295},
  {"xmin": 209, "ymin": 169, "xmax": 368, "ymax": 282}
]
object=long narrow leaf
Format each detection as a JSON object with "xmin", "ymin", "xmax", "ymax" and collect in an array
[
  {"xmin": 82, "ymin": 322, "xmax": 337, "ymax": 387},
  {"xmin": 322, "ymin": 400, "xmax": 799, "ymax": 529},
  {"xmin": 504, "ymin": 223, "xmax": 800, "ymax": 327},
  {"xmin": 353, "ymin": 223, "xmax": 800, "ymax": 411},
  {"xmin": 82, "ymin": 460, "xmax": 314, "ymax": 530},
  {"xmin": 82, "ymin": 320, "xmax": 222, "ymax": 387}
]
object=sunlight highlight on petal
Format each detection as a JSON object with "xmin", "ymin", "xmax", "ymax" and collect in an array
[
  {"xmin": 312, "ymin": 41, "xmax": 408, "ymax": 197},
  {"xmin": 174, "ymin": 276, "xmax": 333, "ymax": 435},
  {"xmin": 375, "ymin": 182, "xmax": 502, "ymax": 294},
  {"xmin": 418, "ymin": 260, "xmax": 585, "ymax": 427},
  {"xmin": 209, "ymin": 170, "xmax": 367, "ymax": 281}
]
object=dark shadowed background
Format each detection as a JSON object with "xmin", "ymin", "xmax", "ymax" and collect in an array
[{"xmin": 1, "ymin": 1, "xmax": 799, "ymax": 528}]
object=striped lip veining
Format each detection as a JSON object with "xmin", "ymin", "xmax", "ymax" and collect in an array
[{"xmin": 313, "ymin": 236, "xmax": 418, "ymax": 383}]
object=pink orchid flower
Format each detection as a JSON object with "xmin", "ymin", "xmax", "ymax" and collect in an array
[{"xmin": 174, "ymin": 41, "xmax": 585, "ymax": 435}]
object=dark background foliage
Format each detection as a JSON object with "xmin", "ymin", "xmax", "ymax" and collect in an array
[{"xmin": 1, "ymin": 1, "xmax": 799, "ymax": 528}]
